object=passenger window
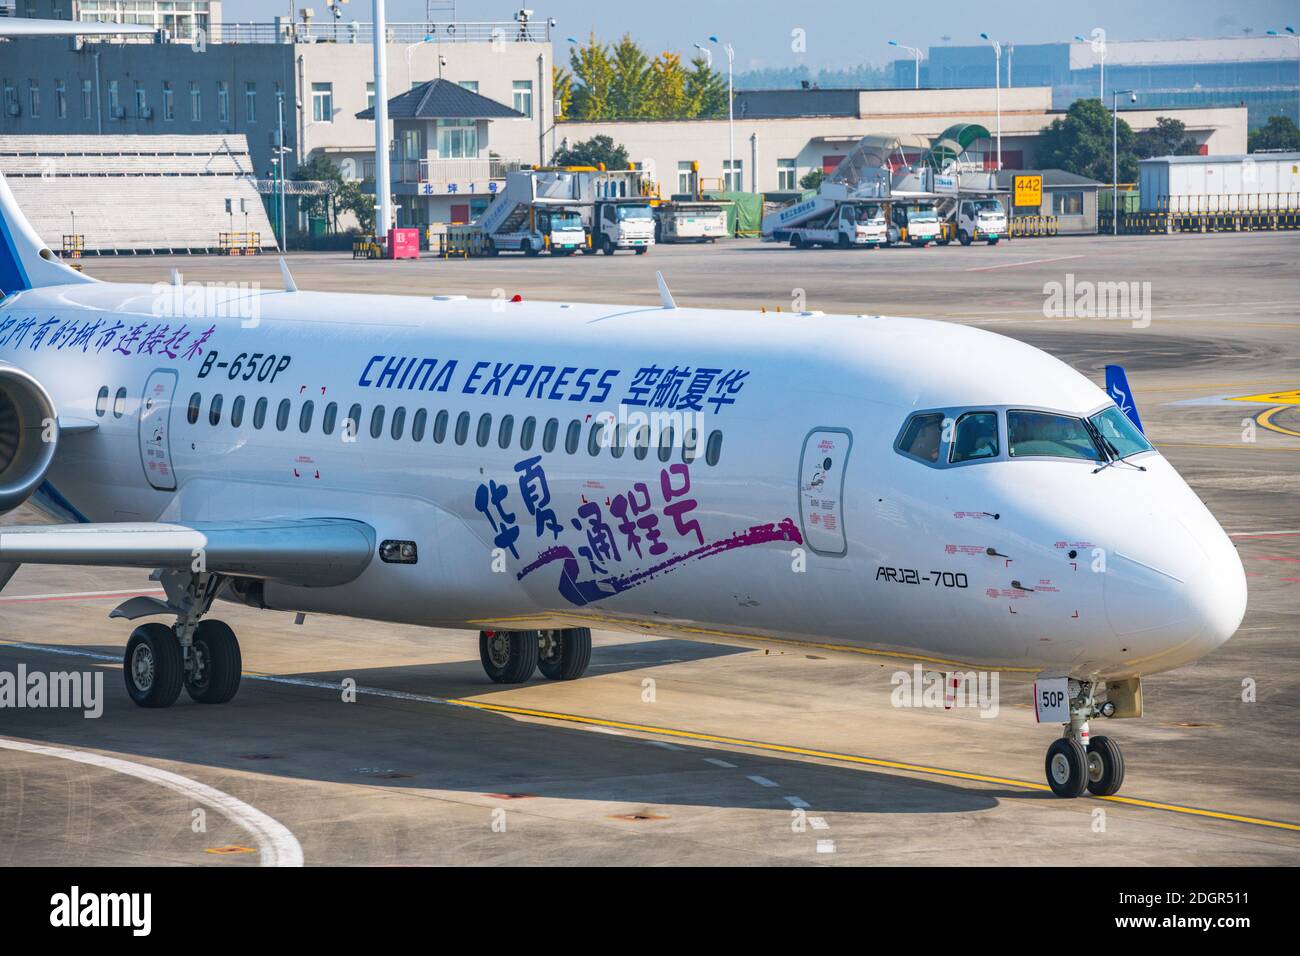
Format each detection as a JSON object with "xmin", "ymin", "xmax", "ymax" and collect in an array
[
  {"xmin": 322, "ymin": 402, "xmax": 338, "ymax": 435},
  {"xmin": 950, "ymin": 411, "xmax": 999, "ymax": 463},
  {"xmin": 411, "ymin": 409, "xmax": 427, "ymax": 442},
  {"xmin": 95, "ymin": 386, "xmax": 109, "ymax": 417},
  {"xmin": 682, "ymin": 428, "xmax": 698, "ymax": 463},
  {"xmin": 898, "ymin": 412, "xmax": 944, "ymax": 463},
  {"xmin": 611, "ymin": 423, "xmax": 626, "ymax": 459},
  {"xmin": 370, "ymin": 405, "xmax": 385, "ymax": 439},
  {"xmin": 476, "ymin": 413, "xmax": 492, "ymax": 447},
  {"xmin": 498, "ymin": 414, "xmax": 514, "ymax": 449},
  {"xmin": 1008, "ymin": 410, "xmax": 1100, "ymax": 461},
  {"xmin": 253, "ymin": 397, "xmax": 268, "ymax": 429},
  {"xmin": 230, "ymin": 396, "xmax": 245, "ymax": 428},
  {"xmin": 632, "ymin": 425, "xmax": 649, "ymax": 460},
  {"xmin": 564, "ymin": 419, "xmax": 581, "ymax": 454},
  {"xmin": 299, "ymin": 400, "xmax": 314, "ymax": 433},
  {"xmin": 187, "ymin": 392, "xmax": 201, "ymax": 425},
  {"xmin": 208, "ymin": 394, "xmax": 223, "ymax": 426},
  {"xmin": 454, "ymin": 411, "xmax": 470, "ymax": 445},
  {"xmin": 542, "ymin": 418, "xmax": 559, "ymax": 452},
  {"xmin": 705, "ymin": 430, "xmax": 723, "ymax": 466},
  {"xmin": 390, "ymin": 406, "xmax": 406, "ymax": 440},
  {"xmin": 519, "ymin": 416, "xmax": 536, "ymax": 450},
  {"xmin": 587, "ymin": 420, "xmax": 605, "ymax": 456},
  {"xmin": 433, "ymin": 410, "xmax": 449, "ymax": 443},
  {"xmin": 276, "ymin": 398, "xmax": 291, "ymax": 431},
  {"xmin": 658, "ymin": 426, "xmax": 675, "ymax": 462},
  {"xmin": 113, "ymin": 388, "xmax": 127, "ymax": 418},
  {"xmin": 346, "ymin": 403, "xmax": 362, "ymax": 440}
]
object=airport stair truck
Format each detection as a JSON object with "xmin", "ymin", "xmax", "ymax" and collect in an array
[
  {"xmin": 453, "ymin": 169, "xmax": 589, "ymax": 256},
  {"xmin": 761, "ymin": 181, "xmax": 889, "ymax": 249}
]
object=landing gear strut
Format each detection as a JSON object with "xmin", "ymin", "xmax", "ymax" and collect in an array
[
  {"xmin": 120, "ymin": 571, "xmax": 243, "ymax": 708},
  {"xmin": 478, "ymin": 628, "xmax": 593, "ymax": 683},
  {"xmin": 1043, "ymin": 679, "xmax": 1125, "ymax": 798}
]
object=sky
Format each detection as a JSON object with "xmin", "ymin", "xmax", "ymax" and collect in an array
[{"xmin": 226, "ymin": 1, "xmax": 1300, "ymax": 71}]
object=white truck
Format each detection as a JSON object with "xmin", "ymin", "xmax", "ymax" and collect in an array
[
  {"xmin": 655, "ymin": 201, "xmax": 730, "ymax": 243},
  {"xmin": 888, "ymin": 201, "xmax": 942, "ymax": 247},
  {"xmin": 781, "ymin": 201, "xmax": 888, "ymax": 249},
  {"xmin": 586, "ymin": 200, "xmax": 655, "ymax": 255},
  {"xmin": 955, "ymin": 198, "xmax": 1007, "ymax": 245},
  {"xmin": 451, "ymin": 168, "xmax": 592, "ymax": 257},
  {"xmin": 482, "ymin": 207, "xmax": 587, "ymax": 256}
]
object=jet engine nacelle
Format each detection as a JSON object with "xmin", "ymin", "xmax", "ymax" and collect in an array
[{"xmin": 0, "ymin": 365, "xmax": 59, "ymax": 514}]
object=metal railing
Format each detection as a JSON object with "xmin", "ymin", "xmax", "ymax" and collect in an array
[
  {"xmin": 96, "ymin": 20, "xmax": 552, "ymax": 45},
  {"xmin": 363, "ymin": 157, "xmax": 528, "ymax": 184},
  {"xmin": 1156, "ymin": 192, "xmax": 1300, "ymax": 214}
]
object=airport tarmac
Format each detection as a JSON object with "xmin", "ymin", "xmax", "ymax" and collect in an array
[{"xmin": 1, "ymin": 231, "xmax": 1297, "ymax": 866}]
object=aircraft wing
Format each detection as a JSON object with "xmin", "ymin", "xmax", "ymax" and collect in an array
[
  {"xmin": 0, "ymin": 518, "xmax": 375, "ymax": 589},
  {"xmin": 0, "ymin": 18, "xmax": 157, "ymax": 38}
]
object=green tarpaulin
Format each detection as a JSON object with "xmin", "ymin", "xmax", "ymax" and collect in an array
[{"xmin": 703, "ymin": 191, "xmax": 764, "ymax": 237}]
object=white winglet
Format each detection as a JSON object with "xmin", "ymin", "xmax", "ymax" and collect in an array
[
  {"xmin": 656, "ymin": 271, "xmax": 676, "ymax": 310},
  {"xmin": 170, "ymin": 268, "xmax": 182, "ymax": 286},
  {"xmin": 280, "ymin": 256, "xmax": 298, "ymax": 293}
]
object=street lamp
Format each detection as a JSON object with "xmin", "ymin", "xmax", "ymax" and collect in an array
[
  {"xmin": 888, "ymin": 40, "xmax": 922, "ymax": 89},
  {"xmin": 692, "ymin": 41, "xmax": 712, "ymax": 69},
  {"xmin": 1266, "ymin": 27, "xmax": 1300, "ymax": 126},
  {"xmin": 979, "ymin": 32, "xmax": 1001, "ymax": 169},
  {"xmin": 1074, "ymin": 31, "xmax": 1107, "ymax": 101},
  {"xmin": 405, "ymin": 34, "xmax": 436, "ymax": 90},
  {"xmin": 1112, "ymin": 88, "xmax": 1136, "ymax": 236},
  {"xmin": 709, "ymin": 35, "xmax": 735, "ymax": 191}
]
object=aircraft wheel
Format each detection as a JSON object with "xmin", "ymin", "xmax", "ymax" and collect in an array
[
  {"xmin": 537, "ymin": 628, "xmax": 593, "ymax": 681},
  {"xmin": 1045, "ymin": 737, "xmax": 1089, "ymax": 798},
  {"xmin": 480, "ymin": 629, "xmax": 540, "ymax": 683},
  {"xmin": 1085, "ymin": 735, "xmax": 1125, "ymax": 796},
  {"xmin": 124, "ymin": 623, "xmax": 184, "ymax": 708},
  {"xmin": 185, "ymin": 620, "xmax": 243, "ymax": 704}
]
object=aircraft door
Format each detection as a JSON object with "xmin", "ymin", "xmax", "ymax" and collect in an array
[
  {"xmin": 139, "ymin": 368, "xmax": 178, "ymax": 491},
  {"xmin": 798, "ymin": 428, "xmax": 852, "ymax": 556}
]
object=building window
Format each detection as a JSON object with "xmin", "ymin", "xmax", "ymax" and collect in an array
[
  {"xmin": 512, "ymin": 80, "xmax": 533, "ymax": 118},
  {"xmin": 80, "ymin": 79, "xmax": 92, "ymax": 119},
  {"xmin": 55, "ymin": 80, "xmax": 66, "ymax": 119},
  {"xmin": 245, "ymin": 81, "xmax": 256, "ymax": 123},
  {"xmin": 437, "ymin": 118, "xmax": 477, "ymax": 158},
  {"xmin": 28, "ymin": 81, "xmax": 39, "ymax": 119},
  {"xmin": 162, "ymin": 81, "xmax": 174, "ymax": 121},
  {"xmin": 312, "ymin": 82, "xmax": 333, "ymax": 123},
  {"xmin": 189, "ymin": 81, "xmax": 201, "ymax": 121},
  {"xmin": 723, "ymin": 159, "xmax": 743, "ymax": 192},
  {"xmin": 1052, "ymin": 190, "xmax": 1084, "ymax": 216},
  {"xmin": 366, "ymin": 81, "xmax": 374, "ymax": 111},
  {"xmin": 677, "ymin": 161, "xmax": 694, "ymax": 195},
  {"xmin": 134, "ymin": 81, "xmax": 146, "ymax": 117},
  {"xmin": 777, "ymin": 158, "xmax": 796, "ymax": 191},
  {"xmin": 217, "ymin": 80, "xmax": 229, "ymax": 122},
  {"xmin": 459, "ymin": 80, "xmax": 479, "ymax": 93},
  {"xmin": 107, "ymin": 80, "xmax": 119, "ymax": 117}
]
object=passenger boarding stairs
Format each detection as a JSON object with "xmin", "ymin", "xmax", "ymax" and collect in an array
[{"xmin": 475, "ymin": 169, "xmax": 591, "ymax": 236}]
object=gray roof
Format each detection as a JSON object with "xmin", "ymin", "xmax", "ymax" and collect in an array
[
  {"xmin": 994, "ymin": 168, "xmax": 1103, "ymax": 189},
  {"xmin": 1139, "ymin": 152, "xmax": 1300, "ymax": 164},
  {"xmin": 355, "ymin": 79, "xmax": 523, "ymax": 121}
]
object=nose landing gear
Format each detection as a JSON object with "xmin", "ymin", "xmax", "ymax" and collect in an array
[{"xmin": 1043, "ymin": 680, "xmax": 1126, "ymax": 798}]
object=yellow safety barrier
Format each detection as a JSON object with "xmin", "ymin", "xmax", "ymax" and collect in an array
[
  {"xmin": 1009, "ymin": 215, "xmax": 1060, "ymax": 238},
  {"xmin": 61, "ymin": 234, "xmax": 84, "ymax": 259},
  {"xmin": 1102, "ymin": 192, "xmax": 1300, "ymax": 235},
  {"xmin": 351, "ymin": 236, "xmax": 383, "ymax": 259},
  {"xmin": 219, "ymin": 231, "xmax": 262, "ymax": 255}
]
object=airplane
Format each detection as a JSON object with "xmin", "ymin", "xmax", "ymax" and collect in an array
[{"xmin": 0, "ymin": 174, "xmax": 1246, "ymax": 799}]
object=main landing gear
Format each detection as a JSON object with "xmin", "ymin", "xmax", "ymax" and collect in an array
[
  {"xmin": 120, "ymin": 571, "xmax": 243, "ymax": 708},
  {"xmin": 1044, "ymin": 679, "xmax": 1125, "ymax": 798},
  {"xmin": 479, "ymin": 628, "xmax": 592, "ymax": 684}
]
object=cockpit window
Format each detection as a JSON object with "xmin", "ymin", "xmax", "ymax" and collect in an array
[
  {"xmin": 949, "ymin": 411, "xmax": 999, "ymax": 463},
  {"xmin": 897, "ymin": 412, "xmax": 944, "ymax": 463},
  {"xmin": 1089, "ymin": 406, "xmax": 1152, "ymax": 460},
  {"xmin": 1008, "ymin": 410, "xmax": 1101, "ymax": 461}
]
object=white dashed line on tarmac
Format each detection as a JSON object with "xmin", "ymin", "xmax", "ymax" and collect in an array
[
  {"xmin": 784, "ymin": 796, "xmax": 810, "ymax": 808},
  {"xmin": 746, "ymin": 774, "xmax": 779, "ymax": 788},
  {"xmin": 703, "ymin": 757, "xmax": 736, "ymax": 768}
]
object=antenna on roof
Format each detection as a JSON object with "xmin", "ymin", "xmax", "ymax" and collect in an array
[
  {"xmin": 280, "ymin": 257, "xmax": 298, "ymax": 293},
  {"xmin": 655, "ymin": 271, "xmax": 677, "ymax": 310}
]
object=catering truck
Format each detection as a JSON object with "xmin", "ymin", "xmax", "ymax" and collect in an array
[{"xmin": 654, "ymin": 200, "xmax": 731, "ymax": 243}]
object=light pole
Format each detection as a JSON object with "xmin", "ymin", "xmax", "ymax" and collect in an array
[
  {"xmin": 1112, "ymin": 88, "xmax": 1136, "ymax": 236},
  {"xmin": 980, "ymin": 33, "xmax": 1001, "ymax": 169},
  {"xmin": 1075, "ymin": 32, "xmax": 1106, "ymax": 101},
  {"xmin": 1266, "ymin": 27, "xmax": 1300, "ymax": 126},
  {"xmin": 371, "ymin": 0, "xmax": 391, "ymax": 240},
  {"xmin": 709, "ymin": 35, "xmax": 735, "ymax": 192},
  {"xmin": 888, "ymin": 40, "xmax": 922, "ymax": 89},
  {"xmin": 405, "ymin": 34, "xmax": 436, "ymax": 90}
]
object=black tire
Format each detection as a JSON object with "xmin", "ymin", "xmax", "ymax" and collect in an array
[
  {"xmin": 523, "ymin": 241, "xmax": 539, "ymax": 257},
  {"xmin": 537, "ymin": 628, "xmax": 593, "ymax": 681},
  {"xmin": 1045, "ymin": 737, "xmax": 1089, "ymax": 798},
  {"xmin": 837, "ymin": 234, "xmax": 851, "ymax": 250},
  {"xmin": 124, "ymin": 623, "xmax": 183, "ymax": 708},
  {"xmin": 959, "ymin": 230, "xmax": 972, "ymax": 246},
  {"xmin": 790, "ymin": 234, "xmax": 804, "ymax": 249},
  {"xmin": 1086, "ymin": 735, "xmax": 1125, "ymax": 796},
  {"xmin": 479, "ymin": 629, "xmax": 540, "ymax": 684},
  {"xmin": 485, "ymin": 238, "xmax": 499, "ymax": 257},
  {"xmin": 601, "ymin": 236, "xmax": 615, "ymax": 255},
  {"xmin": 634, "ymin": 246, "xmax": 648, "ymax": 255},
  {"xmin": 185, "ymin": 620, "xmax": 242, "ymax": 704},
  {"xmin": 988, "ymin": 236, "xmax": 1000, "ymax": 246}
]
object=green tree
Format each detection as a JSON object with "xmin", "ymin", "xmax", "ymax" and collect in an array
[
  {"xmin": 799, "ymin": 169, "xmax": 825, "ymax": 191},
  {"xmin": 645, "ymin": 51, "xmax": 689, "ymax": 119},
  {"xmin": 685, "ymin": 53, "xmax": 728, "ymax": 118},
  {"xmin": 568, "ymin": 34, "xmax": 614, "ymax": 120},
  {"xmin": 1036, "ymin": 98, "xmax": 1138, "ymax": 183},
  {"xmin": 1134, "ymin": 116, "xmax": 1199, "ymax": 158},
  {"xmin": 552, "ymin": 135, "xmax": 630, "ymax": 170},
  {"xmin": 609, "ymin": 34, "xmax": 652, "ymax": 118},
  {"xmin": 1248, "ymin": 115, "xmax": 1300, "ymax": 152},
  {"xmin": 552, "ymin": 65, "xmax": 573, "ymax": 120},
  {"xmin": 293, "ymin": 154, "xmax": 373, "ymax": 233}
]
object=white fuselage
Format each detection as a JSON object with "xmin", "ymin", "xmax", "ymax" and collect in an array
[{"xmin": 0, "ymin": 282, "xmax": 1245, "ymax": 680}]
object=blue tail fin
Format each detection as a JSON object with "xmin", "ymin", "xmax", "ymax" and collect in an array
[
  {"xmin": 1104, "ymin": 365, "xmax": 1143, "ymax": 434},
  {"xmin": 0, "ymin": 171, "xmax": 95, "ymax": 298}
]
